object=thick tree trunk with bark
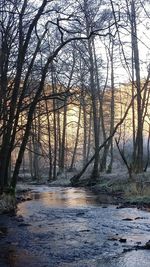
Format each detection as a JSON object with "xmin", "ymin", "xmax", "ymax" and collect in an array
[
  {"xmin": 131, "ymin": 0, "xmax": 143, "ymax": 172},
  {"xmin": 107, "ymin": 37, "xmax": 115, "ymax": 173}
]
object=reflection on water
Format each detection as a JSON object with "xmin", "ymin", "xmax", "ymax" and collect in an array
[
  {"xmin": 25, "ymin": 187, "xmax": 115, "ymax": 208},
  {"xmin": 26, "ymin": 187, "xmax": 98, "ymax": 208},
  {"xmin": 18, "ymin": 186, "xmax": 103, "ymax": 216}
]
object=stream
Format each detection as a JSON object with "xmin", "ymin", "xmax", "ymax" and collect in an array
[{"xmin": 0, "ymin": 186, "xmax": 150, "ymax": 266}]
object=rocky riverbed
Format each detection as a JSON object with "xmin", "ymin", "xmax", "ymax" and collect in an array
[{"xmin": 0, "ymin": 186, "xmax": 150, "ymax": 267}]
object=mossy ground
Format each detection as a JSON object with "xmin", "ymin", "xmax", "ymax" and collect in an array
[
  {"xmin": 0, "ymin": 190, "xmax": 16, "ymax": 214},
  {"xmin": 91, "ymin": 171, "xmax": 150, "ymax": 206}
]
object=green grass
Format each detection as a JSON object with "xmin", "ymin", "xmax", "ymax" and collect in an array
[
  {"xmin": 126, "ymin": 195, "xmax": 150, "ymax": 205},
  {"xmin": 94, "ymin": 177, "xmax": 150, "ymax": 205},
  {"xmin": 96, "ymin": 179, "xmax": 130, "ymax": 193}
]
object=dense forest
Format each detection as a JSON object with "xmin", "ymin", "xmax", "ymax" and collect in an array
[{"xmin": 0, "ymin": 0, "xmax": 150, "ymax": 205}]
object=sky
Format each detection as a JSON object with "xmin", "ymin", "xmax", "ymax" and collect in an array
[{"xmin": 95, "ymin": 1, "xmax": 150, "ymax": 86}]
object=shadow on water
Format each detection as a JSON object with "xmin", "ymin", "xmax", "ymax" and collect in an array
[{"xmin": 0, "ymin": 246, "xmax": 42, "ymax": 267}]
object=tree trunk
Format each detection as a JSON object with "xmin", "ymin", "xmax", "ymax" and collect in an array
[
  {"xmin": 131, "ymin": 0, "xmax": 143, "ymax": 172},
  {"xmin": 59, "ymin": 97, "xmax": 67, "ymax": 173},
  {"xmin": 107, "ymin": 36, "xmax": 115, "ymax": 173},
  {"xmin": 87, "ymin": 39, "xmax": 99, "ymax": 183},
  {"xmin": 70, "ymin": 104, "xmax": 81, "ymax": 170},
  {"xmin": 28, "ymin": 137, "xmax": 34, "ymax": 179},
  {"xmin": 45, "ymin": 97, "xmax": 52, "ymax": 181}
]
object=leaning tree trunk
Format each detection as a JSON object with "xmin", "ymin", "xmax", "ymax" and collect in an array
[{"xmin": 71, "ymin": 92, "xmax": 137, "ymax": 186}]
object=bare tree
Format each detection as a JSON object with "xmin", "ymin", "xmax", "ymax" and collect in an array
[{"xmin": 0, "ymin": 0, "xmax": 115, "ymax": 198}]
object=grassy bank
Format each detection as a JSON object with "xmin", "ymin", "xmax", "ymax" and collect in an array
[{"xmin": 90, "ymin": 171, "xmax": 150, "ymax": 207}]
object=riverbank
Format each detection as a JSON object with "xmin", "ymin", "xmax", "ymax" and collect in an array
[
  {"xmin": 90, "ymin": 171, "xmax": 150, "ymax": 208},
  {"xmin": 1, "ymin": 168, "xmax": 150, "ymax": 215},
  {"xmin": 48, "ymin": 169, "xmax": 150, "ymax": 208}
]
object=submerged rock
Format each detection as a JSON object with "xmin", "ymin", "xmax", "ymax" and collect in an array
[
  {"xmin": 134, "ymin": 216, "xmax": 145, "ymax": 220},
  {"xmin": 76, "ymin": 212, "xmax": 85, "ymax": 216},
  {"xmin": 119, "ymin": 238, "xmax": 127, "ymax": 243},
  {"xmin": 0, "ymin": 226, "xmax": 7, "ymax": 236},
  {"xmin": 122, "ymin": 218, "xmax": 133, "ymax": 221},
  {"xmin": 144, "ymin": 241, "xmax": 150, "ymax": 249},
  {"xmin": 18, "ymin": 223, "xmax": 31, "ymax": 227},
  {"xmin": 108, "ymin": 237, "xmax": 118, "ymax": 241}
]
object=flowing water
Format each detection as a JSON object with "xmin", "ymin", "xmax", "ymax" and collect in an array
[{"xmin": 0, "ymin": 186, "xmax": 150, "ymax": 267}]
